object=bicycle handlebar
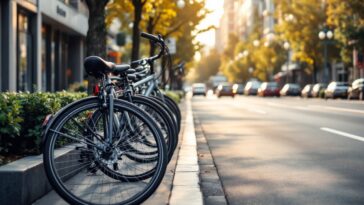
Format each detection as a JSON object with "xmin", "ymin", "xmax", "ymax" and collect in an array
[
  {"xmin": 133, "ymin": 32, "xmax": 166, "ymax": 67},
  {"xmin": 140, "ymin": 32, "xmax": 160, "ymax": 43}
]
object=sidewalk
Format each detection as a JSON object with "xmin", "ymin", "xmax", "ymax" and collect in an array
[
  {"xmin": 169, "ymin": 97, "xmax": 203, "ymax": 205},
  {"xmin": 33, "ymin": 97, "xmax": 203, "ymax": 205}
]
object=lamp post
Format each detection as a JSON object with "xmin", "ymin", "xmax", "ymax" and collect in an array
[
  {"xmin": 253, "ymin": 40, "xmax": 260, "ymax": 47},
  {"xmin": 284, "ymin": 41, "xmax": 290, "ymax": 83},
  {"xmin": 176, "ymin": 0, "xmax": 185, "ymax": 8},
  {"xmin": 318, "ymin": 29, "xmax": 333, "ymax": 83}
]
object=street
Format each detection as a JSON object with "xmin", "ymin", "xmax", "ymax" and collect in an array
[{"xmin": 192, "ymin": 95, "xmax": 364, "ymax": 205}]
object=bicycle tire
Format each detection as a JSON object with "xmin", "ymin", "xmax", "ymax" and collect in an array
[{"xmin": 43, "ymin": 97, "xmax": 167, "ymax": 205}]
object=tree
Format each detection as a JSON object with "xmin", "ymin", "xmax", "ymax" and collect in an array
[
  {"xmin": 131, "ymin": 0, "xmax": 148, "ymax": 61},
  {"xmin": 274, "ymin": 0, "xmax": 343, "ymax": 83},
  {"xmin": 107, "ymin": 0, "xmax": 178, "ymax": 61},
  {"xmin": 106, "ymin": 0, "xmax": 209, "ymax": 88},
  {"xmin": 85, "ymin": 0, "xmax": 110, "ymax": 93},
  {"xmin": 275, "ymin": 0, "xmax": 326, "ymax": 83},
  {"xmin": 195, "ymin": 49, "xmax": 221, "ymax": 82},
  {"xmin": 326, "ymin": 0, "xmax": 364, "ymax": 65}
]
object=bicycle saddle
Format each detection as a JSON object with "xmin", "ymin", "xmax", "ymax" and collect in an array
[{"xmin": 84, "ymin": 56, "xmax": 130, "ymax": 78}]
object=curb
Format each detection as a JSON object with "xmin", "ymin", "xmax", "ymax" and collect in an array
[
  {"xmin": 0, "ymin": 146, "xmax": 81, "ymax": 205},
  {"xmin": 169, "ymin": 97, "xmax": 203, "ymax": 205},
  {"xmin": 194, "ymin": 115, "xmax": 228, "ymax": 205}
]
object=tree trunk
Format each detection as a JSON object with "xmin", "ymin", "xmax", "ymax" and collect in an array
[
  {"xmin": 85, "ymin": 0, "xmax": 109, "ymax": 94},
  {"xmin": 131, "ymin": 1, "xmax": 143, "ymax": 61},
  {"xmin": 147, "ymin": 17, "xmax": 156, "ymax": 72}
]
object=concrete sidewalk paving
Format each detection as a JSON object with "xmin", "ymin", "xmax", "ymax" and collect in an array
[
  {"xmin": 33, "ymin": 97, "xmax": 203, "ymax": 205},
  {"xmin": 169, "ymin": 97, "xmax": 203, "ymax": 205}
]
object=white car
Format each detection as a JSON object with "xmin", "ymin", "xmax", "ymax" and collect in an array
[{"xmin": 192, "ymin": 83, "xmax": 207, "ymax": 96}]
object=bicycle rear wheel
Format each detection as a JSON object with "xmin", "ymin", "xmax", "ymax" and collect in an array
[
  {"xmin": 121, "ymin": 95, "xmax": 178, "ymax": 162},
  {"xmin": 43, "ymin": 97, "xmax": 167, "ymax": 205}
]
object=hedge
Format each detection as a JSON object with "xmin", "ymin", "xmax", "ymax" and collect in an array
[
  {"xmin": 164, "ymin": 90, "xmax": 184, "ymax": 104},
  {"xmin": 0, "ymin": 92, "xmax": 86, "ymax": 157}
]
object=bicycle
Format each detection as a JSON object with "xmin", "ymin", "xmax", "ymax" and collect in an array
[{"xmin": 43, "ymin": 54, "xmax": 168, "ymax": 204}]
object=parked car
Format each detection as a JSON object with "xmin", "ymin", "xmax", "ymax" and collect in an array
[
  {"xmin": 324, "ymin": 81, "xmax": 350, "ymax": 99},
  {"xmin": 216, "ymin": 83, "xmax": 235, "ymax": 98},
  {"xmin": 233, "ymin": 83, "xmax": 245, "ymax": 95},
  {"xmin": 244, "ymin": 81, "xmax": 261, "ymax": 95},
  {"xmin": 280, "ymin": 83, "xmax": 301, "ymax": 96},
  {"xmin": 192, "ymin": 83, "xmax": 207, "ymax": 96},
  {"xmin": 258, "ymin": 82, "xmax": 280, "ymax": 97},
  {"xmin": 301, "ymin": 84, "xmax": 314, "ymax": 98},
  {"xmin": 348, "ymin": 78, "xmax": 364, "ymax": 100},
  {"xmin": 311, "ymin": 83, "xmax": 327, "ymax": 98}
]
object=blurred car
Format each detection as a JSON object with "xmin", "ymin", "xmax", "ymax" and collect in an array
[
  {"xmin": 324, "ymin": 81, "xmax": 349, "ymax": 99},
  {"xmin": 301, "ymin": 84, "xmax": 314, "ymax": 98},
  {"xmin": 233, "ymin": 83, "xmax": 245, "ymax": 95},
  {"xmin": 348, "ymin": 78, "xmax": 364, "ymax": 100},
  {"xmin": 258, "ymin": 82, "xmax": 280, "ymax": 97},
  {"xmin": 216, "ymin": 83, "xmax": 235, "ymax": 98},
  {"xmin": 244, "ymin": 81, "xmax": 261, "ymax": 95},
  {"xmin": 192, "ymin": 83, "xmax": 207, "ymax": 96},
  {"xmin": 280, "ymin": 83, "xmax": 301, "ymax": 96},
  {"xmin": 311, "ymin": 83, "xmax": 327, "ymax": 98}
]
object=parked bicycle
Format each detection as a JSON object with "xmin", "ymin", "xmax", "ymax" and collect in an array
[{"xmin": 42, "ymin": 32, "xmax": 181, "ymax": 205}]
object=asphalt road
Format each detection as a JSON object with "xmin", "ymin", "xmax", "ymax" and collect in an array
[{"xmin": 192, "ymin": 94, "xmax": 364, "ymax": 205}]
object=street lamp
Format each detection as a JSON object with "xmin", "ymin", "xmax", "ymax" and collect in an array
[
  {"xmin": 176, "ymin": 0, "xmax": 185, "ymax": 8},
  {"xmin": 318, "ymin": 29, "xmax": 334, "ymax": 83},
  {"xmin": 237, "ymin": 50, "xmax": 249, "ymax": 60},
  {"xmin": 285, "ymin": 13, "xmax": 295, "ymax": 22},
  {"xmin": 248, "ymin": 67, "xmax": 254, "ymax": 79},
  {"xmin": 284, "ymin": 41, "xmax": 290, "ymax": 83},
  {"xmin": 242, "ymin": 50, "xmax": 249, "ymax": 57}
]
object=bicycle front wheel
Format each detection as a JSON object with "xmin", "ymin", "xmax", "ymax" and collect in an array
[{"xmin": 43, "ymin": 97, "xmax": 167, "ymax": 205}]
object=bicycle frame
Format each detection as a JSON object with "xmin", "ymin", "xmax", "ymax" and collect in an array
[{"xmin": 132, "ymin": 73, "xmax": 165, "ymax": 101}]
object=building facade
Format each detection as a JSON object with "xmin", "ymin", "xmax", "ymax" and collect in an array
[
  {"xmin": 0, "ymin": 0, "xmax": 88, "ymax": 92},
  {"xmin": 216, "ymin": 0, "xmax": 275, "ymax": 51}
]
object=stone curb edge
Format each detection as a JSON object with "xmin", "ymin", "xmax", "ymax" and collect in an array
[{"xmin": 194, "ymin": 114, "xmax": 229, "ymax": 205}]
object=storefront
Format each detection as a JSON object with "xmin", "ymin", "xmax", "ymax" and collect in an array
[
  {"xmin": 39, "ymin": 0, "xmax": 88, "ymax": 92},
  {"xmin": 0, "ymin": 1, "xmax": 2, "ymax": 91},
  {"xmin": 0, "ymin": 0, "xmax": 88, "ymax": 92}
]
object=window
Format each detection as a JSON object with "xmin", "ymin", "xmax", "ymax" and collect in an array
[
  {"xmin": 59, "ymin": 0, "xmax": 78, "ymax": 9},
  {"xmin": 17, "ymin": 11, "xmax": 33, "ymax": 92}
]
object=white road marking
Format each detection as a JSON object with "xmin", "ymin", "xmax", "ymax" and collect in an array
[
  {"xmin": 247, "ymin": 109, "xmax": 267, "ymax": 114},
  {"xmin": 230, "ymin": 102, "xmax": 267, "ymax": 114},
  {"xmin": 267, "ymin": 102, "xmax": 311, "ymax": 111},
  {"xmin": 314, "ymin": 106, "xmax": 364, "ymax": 115},
  {"xmin": 267, "ymin": 102, "xmax": 364, "ymax": 115},
  {"xmin": 320, "ymin": 127, "xmax": 364, "ymax": 142},
  {"xmin": 267, "ymin": 102, "xmax": 283, "ymax": 107}
]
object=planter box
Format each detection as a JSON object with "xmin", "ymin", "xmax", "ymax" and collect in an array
[{"xmin": 0, "ymin": 146, "xmax": 79, "ymax": 205}]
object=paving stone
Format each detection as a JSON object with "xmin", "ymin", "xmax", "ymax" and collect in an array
[
  {"xmin": 205, "ymin": 196, "xmax": 228, "ymax": 205},
  {"xmin": 169, "ymin": 186, "xmax": 203, "ymax": 205}
]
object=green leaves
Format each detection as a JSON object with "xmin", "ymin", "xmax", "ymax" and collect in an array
[
  {"xmin": 327, "ymin": 0, "xmax": 364, "ymax": 64},
  {"xmin": 0, "ymin": 92, "xmax": 86, "ymax": 157}
]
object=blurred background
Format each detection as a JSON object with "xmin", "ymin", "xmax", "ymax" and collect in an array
[{"xmin": 0, "ymin": 0, "xmax": 363, "ymax": 94}]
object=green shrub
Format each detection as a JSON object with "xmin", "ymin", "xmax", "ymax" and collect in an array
[
  {"xmin": 165, "ymin": 91, "xmax": 182, "ymax": 104},
  {"xmin": 0, "ymin": 91, "xmax": 86, "ymax": 156},
  {"xmin": 68, "ymin": 81, "xmax": 88, "ymax": 92},
  {"xmin": 319, "ymin": 90, "xmax": 326, "ymax": 98},
  {"xmin": 0, "ymin": 93, "xmax": 23, "ymax": 153}
]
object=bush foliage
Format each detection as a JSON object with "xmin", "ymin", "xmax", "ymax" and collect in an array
[
  {"xmin": 165, "ymin": 90, "xmax": 184, "ymax": 104},
  {"xmin": 0, "ymin": 92, "xmax": 86, "ymax": 156}
]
